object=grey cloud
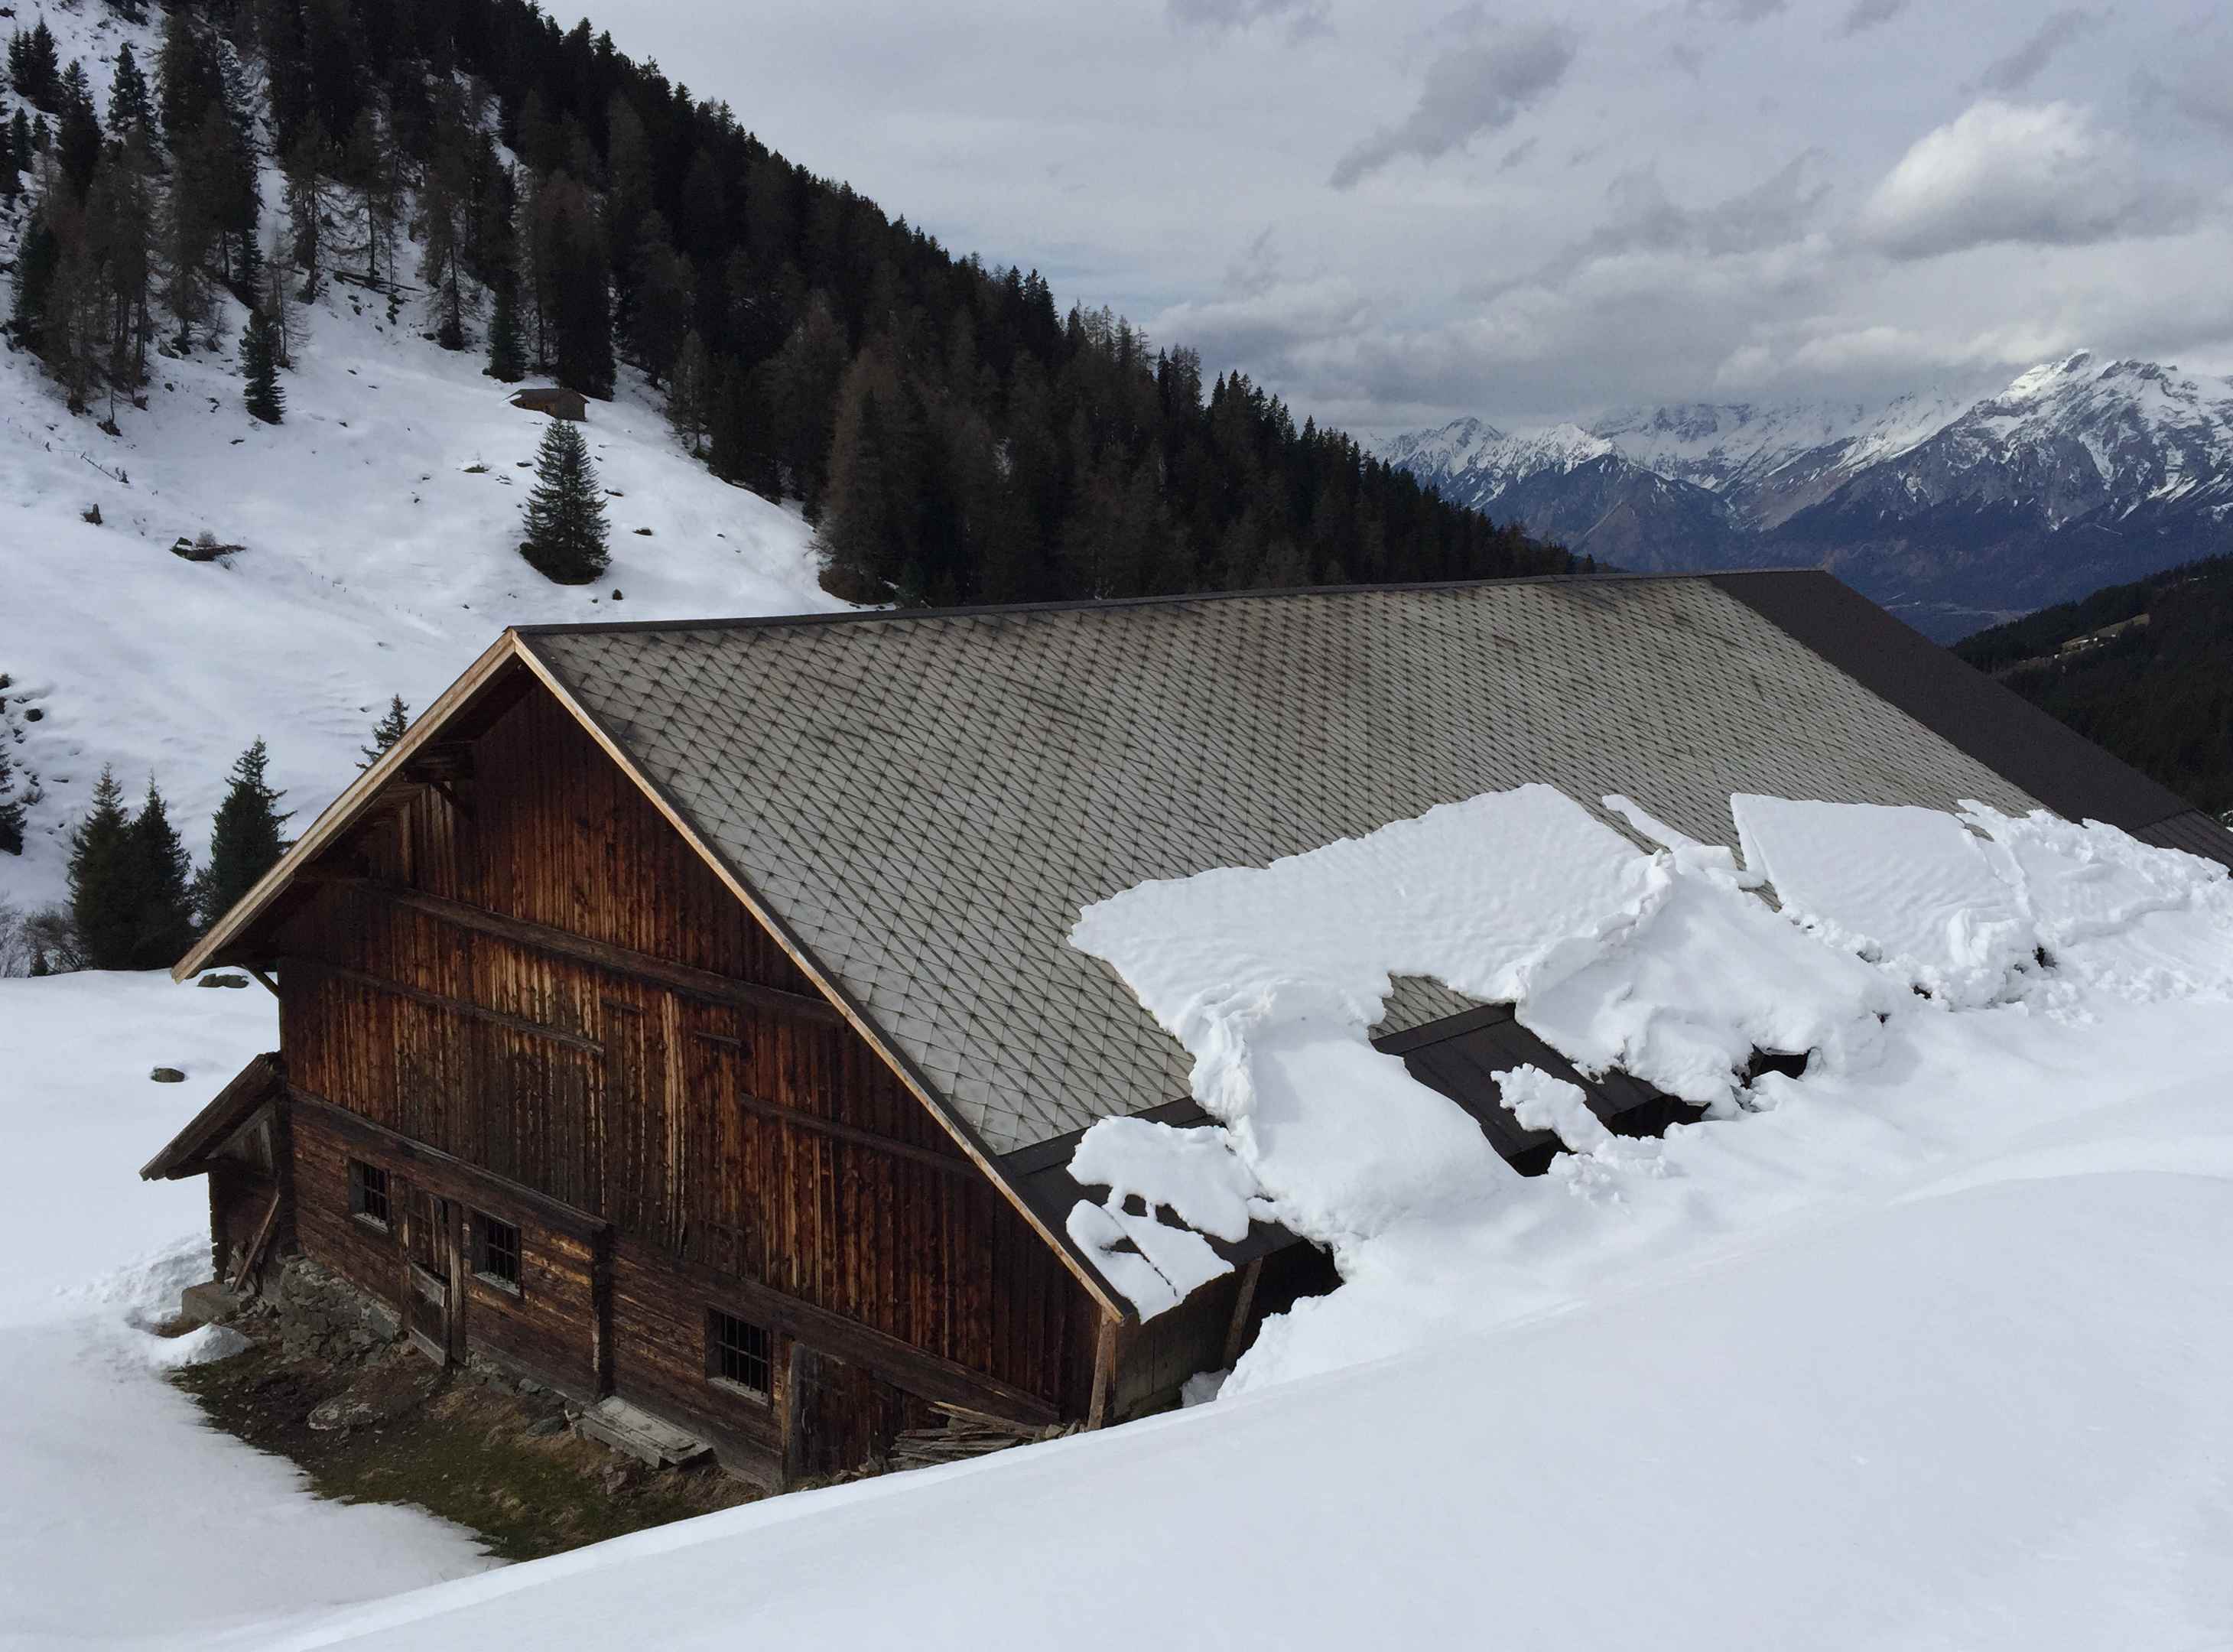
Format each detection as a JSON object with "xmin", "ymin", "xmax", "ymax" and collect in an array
[
  {"xmin": 1837, "ymin": 0, "xmax": 1908, "ymax": 37},
  {"xmin": 1167, "ymin": 0, "xmax": 1331, "ymax": 42},
  {"xmin": 1329, "ymin": 22, "xmax": 1579, "ymax": 189},
  {"xmin": 2137, "ymin": 57, "xmax": 2233, "ymax": 135},
  {"xmin": 1689, "ymin": 0, "xmax": 1786, "ymax": 22},
  {"xmin": 1977, "ymin": 10, "xmax": 2098, "ymax": 93},
  {"xmin": 1497, "ymin": 137, "xmax": 1539, "ymax": 173}
]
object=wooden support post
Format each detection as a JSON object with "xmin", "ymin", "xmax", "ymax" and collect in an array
[
  {"xmin": 1221, "ymin": 1257, "xmax": 1265, "ymax": 1369},
  {"xmin": 245, "ymin": 967, "xmax": 282, "ymax": 999},
  {"xmin": 1086, "ymin": 1314, "xmax": 1123, "ymax": 1430},
  {"xmin": 229, "ymin": 1192, "xmax": 283, "ymax": 1295}
]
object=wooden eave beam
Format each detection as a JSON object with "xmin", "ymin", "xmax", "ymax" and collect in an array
[
  {"xmin": 283, "ymin": 956, "xmax": 604, "ymax": 1055},
  {"xmin": 290, "ymin": 1088, "xmax": 609, "ymax": 1242},
  {"xmin": 357, "ymin": 882, "xmax": 847, "ymax": 1028}
]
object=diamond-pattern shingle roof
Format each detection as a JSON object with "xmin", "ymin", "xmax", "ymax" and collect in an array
[{"xmin": 522, "ymin": 577, "xmax": 2040, "ymax": 1155}]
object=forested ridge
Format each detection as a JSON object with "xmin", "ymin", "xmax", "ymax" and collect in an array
[
  {"xmin": 1956, "ymin": 554, "xmax": 2233, "ymax": 819},
  {"xmin": 5, "ymin": 0, "xmax": 1573, "ymax": 607}
]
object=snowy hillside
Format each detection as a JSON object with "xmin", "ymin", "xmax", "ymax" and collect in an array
[
  {"xmin": 0, "ymin": 2, "xmax": 836, "ymax": 912},
  {"xmin": 1383, "ymin": 354, "xmax": 2233, "ymax": 634}
]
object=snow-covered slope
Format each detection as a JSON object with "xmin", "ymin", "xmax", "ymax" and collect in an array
[
  {"xmin": 0, "ymin": 1, "xmax": 836, "ymax": 915},
  {"xmin": 1383, "ymin": 355, "xmax": 2233, "ymax": 635}
]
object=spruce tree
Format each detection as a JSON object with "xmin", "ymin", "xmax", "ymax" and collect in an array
[
  {"xmin": 0, "ymin": 744, "xmax": 24, "ymax": 856},
  {"xmin": 56, "ymin": 61, "xmax": 100, "ymax": 196},
  {"xmin": 519, "ymin": 418, "xmax": 609, "ymax": 584},
  {"xmin": 242, "ymin": 301, "xmax": 284, "ymax": 423},
  {"xmin": 125, "ymin": 778, "xmax": 196, "ymax": 968},
  {"xmin": 485, "ymin": 280, "xmax": 525, "ymax": 382},
  {"xmin": 666, "ymin": 330, "xmax": 713, "ymax": 454},
  {"xmin": 66, "ymin": 766, "xmax": 135, "ymax": 969},
  {"xmin": 359, "ymin": 694, "xmax": 410, "ymax": 768},
  {"xmin": 281, "ymin": 119, "xmax": 331, "ymax": 297},
  {"xmin": 194, "ymin": 739, "xmax": 291, "ymax": 929},
  {"xmin": 10, "ymin": 216, "xmax": 57, "ymax": 343},
  {"xmin": 14, "ymin": 20, "xmax": 60, "ymax": 112},
  {"xmin": 108, "ymin": 43, "xmax": 153, "ymax": 139},
  {"xmin": 0, "ymin": 111, "xmax": 18, "ymax": 204}
]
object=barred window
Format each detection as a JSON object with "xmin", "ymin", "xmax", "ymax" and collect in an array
[
  {"xmin": 470, "ymin": 1212, "xmax": 521, "ymax": 1290},
  {"xmin": 707, "ymin": 1308, "xmax": 772, "ymax": 1397},
  {"xmin": 348, "ymin": 1160, "xmax": 390, "ymax": 1228}
]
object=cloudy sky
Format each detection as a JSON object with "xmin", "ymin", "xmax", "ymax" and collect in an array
[{"xmin": 584, "ymin": 0, "xmax": 2233, "ymax": 434}]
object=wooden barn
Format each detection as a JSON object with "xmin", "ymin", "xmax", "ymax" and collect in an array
[{"xmin": 148, "ymin": 573, "xmax": 2233, "ymax": 1485}]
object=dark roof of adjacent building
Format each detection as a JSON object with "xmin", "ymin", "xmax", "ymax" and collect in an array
[{"xmin": 509, "ymin": 569, "xmax": 2214, "ymax": 1159}]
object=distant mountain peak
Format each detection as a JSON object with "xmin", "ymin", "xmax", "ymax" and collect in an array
[{"xmin": 1382, "ymin": 353, "xmax": 2233, "ymax": 638}]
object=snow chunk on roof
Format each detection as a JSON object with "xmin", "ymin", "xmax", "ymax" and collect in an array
[{"xmin": 1732, "ymin": 795, "xmax": 2036, "ymax": 1007}]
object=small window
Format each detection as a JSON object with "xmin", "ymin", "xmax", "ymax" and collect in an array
[
  {"xmin": 349, "ymin": 1160, "xmax": 390, "ymax": 1228},
  {"xmin": 470, "ymin": 1212, "xmax": 521, "ymax": 1291},
  {"xmin": 707, "ymin": 1308, "xmax": 772, "ymax": 1397}
]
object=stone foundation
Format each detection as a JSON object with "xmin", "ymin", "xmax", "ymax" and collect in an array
[{"xmin": 268, "ymin": 1256, "xmax": 403, "ymax": 1363}]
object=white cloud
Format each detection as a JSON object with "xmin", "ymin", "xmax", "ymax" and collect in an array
[{"xmin": 1857, "ymin": 100, "xmax": 2183, "ymax": 260}]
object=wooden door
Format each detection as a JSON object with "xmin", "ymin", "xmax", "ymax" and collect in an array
[{"xmin": 404, "ymin": 1186, "xmax": 461, "ymax": 1365}]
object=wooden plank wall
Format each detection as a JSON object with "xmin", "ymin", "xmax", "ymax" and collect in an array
[
  {"xmin": 272, "ymin": 684, "xmax": 1104, "ymax": 1440},
  {"xmin": 292, "ymin": 1104, "xmax": 603, "ymax": 1395}
]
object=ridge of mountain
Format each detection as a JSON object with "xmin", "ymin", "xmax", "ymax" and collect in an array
[{"xmin": 1383, "ymin": 354, "xmax": 2233, "ymax": 636}]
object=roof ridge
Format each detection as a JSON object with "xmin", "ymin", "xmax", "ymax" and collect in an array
[{"xmin": 512, "ymin": 567, "xmax": 1830, "ymax": 639}]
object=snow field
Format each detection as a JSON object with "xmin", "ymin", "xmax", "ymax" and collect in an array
[{"xmin": 0, "ymin": 972, "xmax": 494, "ymax": 1648}]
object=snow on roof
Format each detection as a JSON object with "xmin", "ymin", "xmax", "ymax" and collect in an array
[
  {"xmin": 1062, "ymin": 780, "xmax": 2231, "ymax": 1341},
  {"xmin": 522, "ymin": 575, "xmax": 2043, "ymax": 1156}
]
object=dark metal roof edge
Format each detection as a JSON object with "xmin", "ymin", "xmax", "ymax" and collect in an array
[
  {"xmin": 512, "ymin": 568, "xmax": 1826, "ymax": 640},
  {"xmin": 1709, "ymin": 568, "xmax": 2209, "ymax": 839}
]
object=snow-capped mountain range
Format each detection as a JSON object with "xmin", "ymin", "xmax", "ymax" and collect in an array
[{"xmin": 1383, "ymin": 354, "xmax": 2233, "ymax": 638}]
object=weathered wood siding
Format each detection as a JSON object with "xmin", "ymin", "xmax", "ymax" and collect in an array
[
  {"xmin": 292, "ymin": 1104, "xmax": 406, "ymax": 1315},
  {"xmin": 269, "ymin": 680, "xmax": 1103, "ymax": 1448}
]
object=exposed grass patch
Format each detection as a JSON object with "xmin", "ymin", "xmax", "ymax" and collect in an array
[{"xmin": 172, "ymin": 1339, "xmax": 759, "ymax": 1562}]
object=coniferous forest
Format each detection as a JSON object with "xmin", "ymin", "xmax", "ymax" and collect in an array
[
  {"xmin": 1955, "ymin": 554, "xmax": 2233, "ymax": 820},
  {"xmin": 5, "ymin": 0, "xmax": 1575, "ymax": 610}
]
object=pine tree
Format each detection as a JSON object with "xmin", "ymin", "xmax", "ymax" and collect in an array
[
  {"xmin": 626, "ymin": 213, "xmax": 692, "ymax": 385},
  {"xmin": 88, "ymin": 133, "xmax": 158, "ymax": 393},
  {"xmin": 0, "ymin": 744, "xmax": 24, "ymax": 857},
  {"xmin": 359, "ymin": 695, "xmax": 410, "ymax": 768},
  {"xmin": 161, "ymin": 135, "xmax": 215, "ymax": 347},
  {"xmin": 281, "ymin": 118, "xmax": 332, "ymax": 298},
  {"xmin": 346, "ymin": 106, "xmax": 396, "ymax": 285},
  {"xmin": 486, "ymin": 279, "xmax": 525, "ymax": 382},
  {"xmin": 124, "ymin": 778, "xmax": 196, "ymax": 968},
  {"xmin": 56, "ymin": 61, "xmax": 100, "ymax": 197},
  {"xmin": 666, "ymin": 330, "xmax": 713, "ymax": 455},
  {"xmin": 0, "ymin": 106, "xmax": 18, "ymax": 204},
  {"xmin": 10, "ymin": 215, "xmax": 57, "ymax": 343},
  {"xmin": 242, "ymin": 299, "xmax": 284, "ymax": 423},
  {"xmin": 419, "ymin": 106, "xmax": 470, "ymax": 348},
  {"xmin": 194, "ymin": 739, "xmax": 291, "ymax": 929},
  {"xmin": 12, "ymin": 19, "xmax": 60, "ymax": 112},
  {"xmin": 66, "ymin": 766, "xmax": 135, "ymax": 970},
  {"xmin": 519, "ymin": 418, "xmax": 609, "ymax": 584},
  {"xmin": 108, "ymin": 42, "xmax": 153, "ymax": 139}
]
